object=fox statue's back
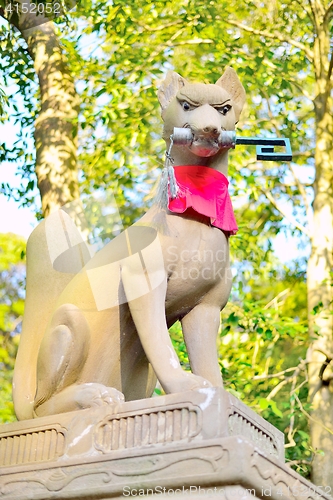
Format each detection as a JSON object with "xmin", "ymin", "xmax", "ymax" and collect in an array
[{"xmin": 13, "ymin": 214, "xmax": 93, "ymax": 420}]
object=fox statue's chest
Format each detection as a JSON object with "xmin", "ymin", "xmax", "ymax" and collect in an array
[
  {"xmin": 162, "ymin": 217, "xmax": 229, "ymax": 276},
  {"xmin": 159, "ymin": 213, "xmax": 230, "ymax": 313}
]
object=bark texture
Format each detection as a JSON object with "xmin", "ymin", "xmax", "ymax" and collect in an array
[
  {"xmin": 24, "ymin": 23, "xmax": 79, "ymax": 216},
  {"xmin": 1, "ymin": 3, "xmax": 80, "ymax": 216},
  {"xmin": 307, "ymin": 0, "xmax": 333, "ymax": 486}
]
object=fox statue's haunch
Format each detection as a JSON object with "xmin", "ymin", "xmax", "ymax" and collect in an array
[{"xmin": 13, "ymin": 67, "xmax": 246, "ymax": 420}]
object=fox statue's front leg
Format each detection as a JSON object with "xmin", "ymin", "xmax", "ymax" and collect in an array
[
  {"xmin": 181, "ymin": 286, "xmax": 231, "ymax": 387},
  {"xmin": 121, "ymin": 254, "xmax": 213, "ymax": 394}
]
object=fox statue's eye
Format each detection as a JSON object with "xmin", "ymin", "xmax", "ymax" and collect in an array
[
  {"xmin": 181, "ymin": 101, "xmax": 191, "ymax": 111},
  {"xmin": 216, "ymin": 104, "xmax": 232, "ymax": 115}
]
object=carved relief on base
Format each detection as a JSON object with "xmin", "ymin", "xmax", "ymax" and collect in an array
[
  {"xmin": 0, "ymin": 424, "xmax": 66, "ymax": 467},
  {"xmin": 250, "ymin": 450, "xmax": 332, "ymax": 500},
  {"xmin": 0, "ymin": 444, "xmax": 228, "ymax": 499}
]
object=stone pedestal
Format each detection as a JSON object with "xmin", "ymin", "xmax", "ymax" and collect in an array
[{"xmin": 0, "ymin": 388, "xmax": 330, "ymax": 499}]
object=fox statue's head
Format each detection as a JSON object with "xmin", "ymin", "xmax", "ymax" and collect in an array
[{"xmin": 155, "ymin": 67, "xmax": 246, "ymax": 205}]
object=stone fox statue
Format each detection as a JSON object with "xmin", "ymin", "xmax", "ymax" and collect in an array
[{"xmin": 13, "ymin": 67, "xmax": 246, "ymax": 420}]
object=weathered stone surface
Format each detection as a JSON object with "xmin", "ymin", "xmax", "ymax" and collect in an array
[{"xmin": 0, "ymin": 388, "xmax": 329, "ymax": 500}]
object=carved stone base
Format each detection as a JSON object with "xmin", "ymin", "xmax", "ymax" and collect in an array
[{"xmin": 0, "ymin": 388, "xmax": 330, "ymax": 499}]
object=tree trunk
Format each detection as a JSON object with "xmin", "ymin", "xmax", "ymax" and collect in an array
[
  {"xmin": 23, "ymin": 22, "xmax": 80, "ymax": 216},
  {"xmin": 307, "ymin": 113, "xmax": 333, "ymax": 486},
  {"xmin": 1, "ymin": 3, "xmax": 80, "ymax": 216},
  {"xmin": 307, "ymin": 10, "xmax": 333, "ymax": 485}
]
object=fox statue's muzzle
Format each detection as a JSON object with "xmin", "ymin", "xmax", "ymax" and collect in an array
[{"xmin": 173, "ymin": 127, "xmax": 236, "ymax": 155}]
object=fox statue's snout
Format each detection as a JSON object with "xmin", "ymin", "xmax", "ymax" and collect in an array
[{"xmin": 181, "ymin": 104, "xmax": 228, "ymax": 158}]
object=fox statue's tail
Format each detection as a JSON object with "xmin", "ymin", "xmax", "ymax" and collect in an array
[{"xmin": 13, "ymin": 209, "xmax": 92, "ymax": 420}]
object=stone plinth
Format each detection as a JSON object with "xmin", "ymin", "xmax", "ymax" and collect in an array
[{"xmin": 0, "ymin": 388, "xmax": 330, "ymax": 499}]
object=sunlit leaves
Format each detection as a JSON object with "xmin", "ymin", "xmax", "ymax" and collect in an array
[{"xmin": 0, "ymin": 233, "xmax": 26, "ymax": 423}]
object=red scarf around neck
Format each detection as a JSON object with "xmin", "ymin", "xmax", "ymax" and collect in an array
[{"xmin": 168, "ymin": 165, "xmax": 238, "ymax": 235}]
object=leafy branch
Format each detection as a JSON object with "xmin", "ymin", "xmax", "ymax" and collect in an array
[
  {"xmin": 260, "ymin": 187, "xmax": 311, "ymax": 237},
  {"xmin": 226, "ymin": 19, "xmax": 314, "ymax": 62}
]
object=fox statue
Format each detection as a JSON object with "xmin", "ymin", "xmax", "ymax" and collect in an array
[{"xmin": 13, "ymin": 67, "xmax": 246, "ymax": 420}]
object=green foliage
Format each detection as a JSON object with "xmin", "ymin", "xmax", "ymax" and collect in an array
[
  {"xmin": 0, "ymin": 85, "xmax": 8, "ymax": 117},
  {"xmin": 220, "ymin": 293, "xmax": 310, "ymax": 472},
  {"xmin": 171, "ymin": 271, "xmax": 311, "ymax": 477},
  {"xmin": 0, "ymin": 18, "xmax": 37, "ymax": 206},
  {"xmin": 0, "ymin": 233, "xmax": 26, "ymax": 423}
]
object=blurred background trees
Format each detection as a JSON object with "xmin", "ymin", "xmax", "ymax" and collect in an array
[
  {"xmin": 0, "ymin": 233, "xmax": 25, "ymax": 422},
  {"xmin": 0, "ymin": 0, "xmax": 332, "ymax": 486}
]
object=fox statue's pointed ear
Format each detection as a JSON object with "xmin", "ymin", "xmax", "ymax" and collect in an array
[
  {"xmin": 215, "ymin": 67, "xmax": 246, "ymax": 122},
  {"xmin": 158, "ymin": 71, "xmax": 187, "ymax": 110}
]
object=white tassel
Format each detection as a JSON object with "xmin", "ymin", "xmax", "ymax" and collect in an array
[{"xmin": 155, "ymin": 135, "xmax": 179, "ymax": 208}]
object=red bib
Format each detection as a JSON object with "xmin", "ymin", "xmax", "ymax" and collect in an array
[{"xmin": 168, "ymin": 165, "xmax": 238, "ymax": 235}]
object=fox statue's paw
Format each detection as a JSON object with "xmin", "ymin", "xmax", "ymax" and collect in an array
[
  {"xmin": 34, "ymin": 382, "xmax": 125, "ymax": 417},
  {"xmin": 74, "ymin": 383, "xmax": 125, "ymax": 409}
]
